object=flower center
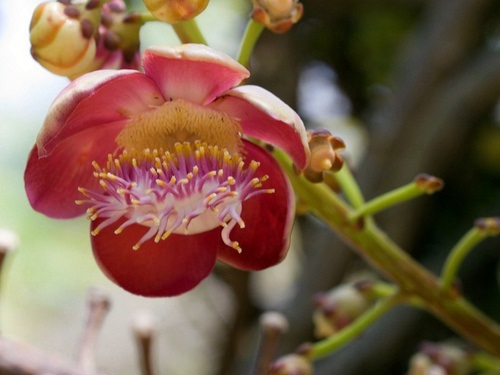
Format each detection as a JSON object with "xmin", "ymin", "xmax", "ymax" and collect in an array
[
  {"xmin": 115, "ymin": 99, "xmax": 244, "ymax": 154},
  {"xmin": 77, "ymin": 141, "xmax": 274, "ymax": 252}
]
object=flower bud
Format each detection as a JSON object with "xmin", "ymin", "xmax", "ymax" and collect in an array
[
  {"xmin": 313, "ymin": 282, "xmax": 376, "ymax": 338},
  {"xmin": 270, "ymin": 354, "xmax": 313, "ymax": 375},
  {"xmin": 96, "ymin": 0, "xmax": 142, "ymax": 70},
  {"xmin": 29, "ymin": 1, "xmax": 102, "ymax": 79},
  {"xmin": 407, "ymin": 342, "xmax": 471, "ymax": 375},
  {"xmin": 143, "ymin": 0, "xmax": 209, "ymax": 24},
  {"xmin": 252, "ymin": 0, "xmax": 303, "ymax": 34},
  {"xmin": 301, "ymin": 129, "xmax": 345, "ymax": 183}
]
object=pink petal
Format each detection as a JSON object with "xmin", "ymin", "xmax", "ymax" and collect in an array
[
  {"xmin": 37, "ymin": 69, "xmax": 165, "ymax": 157},
  {"xmin": 91, "ymin": 219, "xmax": 220, "ymax": 297},
  {"xmin": 25, "ymin": 121, "xmax": 124, "ymax": 218},
  {"xmin": 142, "ymin": 44, "xmax": 249, "ymax": 105},
  {"xmin": 217, "ymin": 141, "xmax": 295, "ymax": 270},
  {"xmin": 209, "ymin": 85, "xmax": 310, "ymax": 169}
]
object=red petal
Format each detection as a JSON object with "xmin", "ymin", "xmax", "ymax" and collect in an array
[
  {"xmin": 91, "ymin": 219, "xmax": 220, "ymax": 297},
  {"xmin": 209, "ymin": 85, "xmax": 310, "ymax": 169},
  {"xmin": 217, "ymin": 141, "xmax": 295, "ymax": 270},
  {"xmin": 25, "ymin": 121, "xmax": 124, "ymax": 218},
  {"xmin": 37, "ymin": 70, "xmax": 164, "ymax": 157},
  {"xmin": 143, "ymin": 44, "xmax": 249, "ymax": 105}
]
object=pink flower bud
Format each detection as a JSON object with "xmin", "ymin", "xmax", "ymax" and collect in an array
[
  {"xmin": 252, "ymin": 0, "xmax": 303, "ymax": 33},
  {"xmin": 313, "ymin": 282, "xmax": 375, "ymax": 338},
  {"xmin": 408, "ymin": 342, "xmax": 472, "ymax": 375},
  {"xmin": 270, "ymin": 354, "xmax": 313, "ymax": 375},
  {"xmin": 29, "ymin": 1, "xmax": 102, "ymax": 79},
  {"xmin": 143, "ymin": 0, "xmax": 209, "ymax": 24}
]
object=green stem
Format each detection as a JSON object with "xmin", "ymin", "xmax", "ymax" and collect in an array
[
  {"xmin": 349, "ymin": 180, "xmax": 426, "ymax": 222},
  {"xmin": 172, "ymin": 19, "xmax": 207, "ymax": 45},
  {"xmin": 471, "ymin": 352, "xmax": 500, "ymax": 372},
  {"xmin": 440, "ymin": 225, "xmax": 493, "ymax": 290},
  {"xmin": 369, "ymin": 282, "xmax": 397, "ymax": 299},
  {"xmin": 311, "ymin": 296, "xmax": 400, "ymax": 359},
  {"xmin": 236, "ymin": 19, "xmax": 265, "ymax": 67},
  {"xmin": 273, "ymin": 149, "xmax": 500, "ymax": 356},
  {"xmin": 138, "ymin": 12, "xmax": 158, "ymax": 24},
  {"xmin": 333, "ymin": 165, "xmax": 365, "ymax": 208},
  {"xmin": 440, "ymin": 227, "xmax": 484, "ymax": 290}
]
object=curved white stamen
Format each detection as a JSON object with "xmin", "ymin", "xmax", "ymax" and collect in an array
[{"xmin": 78, "ymin": 142, "xmax": 273, "ymax": 251}]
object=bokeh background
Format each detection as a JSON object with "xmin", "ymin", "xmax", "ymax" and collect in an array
[{"xmin": 1, "ymin": 0, "xmax": 500, "ymax": 374}]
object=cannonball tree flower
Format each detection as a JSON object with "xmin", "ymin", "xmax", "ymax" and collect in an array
[{"xmin": 25, "ymin": 44, "xmax": 310, "ymax": 297}]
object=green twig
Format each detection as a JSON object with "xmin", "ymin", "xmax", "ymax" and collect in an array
[
  {"xmin": 138, "ymin": 12, "xmax": 158, "ymax": 24},
  {"xmin": 471, "ymin": 351, "xmax": 500, "ymax": 373},
  {"xmin": 311, "ymin": 295, "xmax": 400, "ymax": 360},
  {"xmin": 368, "ymin": 281, "xmax": 398, "ymax": 299},
  {"xmin": 348, "ymin": 174, "xmax": 443, "ymax": 222},
  {"xmin": 172, "ymin": 19, "xmax": 207, "ymax": 45},
  {"xmin": 441, "ymin": 218, "xmax": 500, "ymax": 290},
  {"xmin": 236, "ymin": 18, "xmax": 265, "ymax": 67},
  {"xmin": 333, "ymin": 165, "xmax": 365, "ymax": 208}
]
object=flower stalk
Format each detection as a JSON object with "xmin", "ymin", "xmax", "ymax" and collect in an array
[
  {"xmin": 273, "ymin": 149, "xmax": 500, "ymax": 357},
  {"xmin": 311, "ymin": 295, "xmax": 401, "ymax": 360},
  {"xmin": 440, "ymin": 217, "xmax": 500, "ymax": 290},
  {"xmin": 138, "ymin": 11, "xmax": 158, "ymax": 23},
  {"xmin": 471, "ymin": 351, "xmax": 500, "ymax": 372},
  {"xmin": 348, "ymin": 174, "xmax": 443, "ymax": 222},
  {"xmin": 333, "ymin": 165, "xmax": 365, "ymax": 208},
  {"xmin": 172, "ymin": 19, "xmax": 207, "ymax": 44},
  {"xmin": 236, "ymin": 18, "xmax": 265, "ymax": 67},
  {"xmin": 254, "ymin": 312, "xmax": 289, "ymax": 375}
]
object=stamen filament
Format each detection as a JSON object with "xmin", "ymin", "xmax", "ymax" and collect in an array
[{"xmin": 79, "ymin": 142, "xmax": 275, "ymax": 251}]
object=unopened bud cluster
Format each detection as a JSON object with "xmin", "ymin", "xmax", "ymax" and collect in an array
[
  {"xmin": 301, "ymin": 129, "xmax": 345, "ymax": 183},
  {"xmin": 252, "ymin": 0, "xmax": 303, "ymax": 33},
  {"xmin": 414, "ymin": 174, "xmax": 444, "ymax": 194},
  {"xmin": 313, "ymin": 281, "xmax": 377, "ymax": 338},
  {"xmin": 407, "ymin": 342, "xmax": 472, "ymax": 375},
  {"xmin": 97, "ymin": 0, "xmax": 141, "ymax": 70},
  {"xmin": 474, "ymin": 216, "xmax": 500, "ymax": 236},
  {"xmin": 30, "ymin": 0, "xmax": 141, "ymax": 79}
]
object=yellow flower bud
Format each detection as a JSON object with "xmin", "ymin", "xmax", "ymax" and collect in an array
[
  {"xmin": 252, "ymin": 0, "xmax": 303, "ymax": 33},
  {"xmin": 143, "ymin": 0, "xmax": 209, "ymax": 24},
  {"xmin": 29, "ymin": 1, "xmax": 102, "ymax": 79}
]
